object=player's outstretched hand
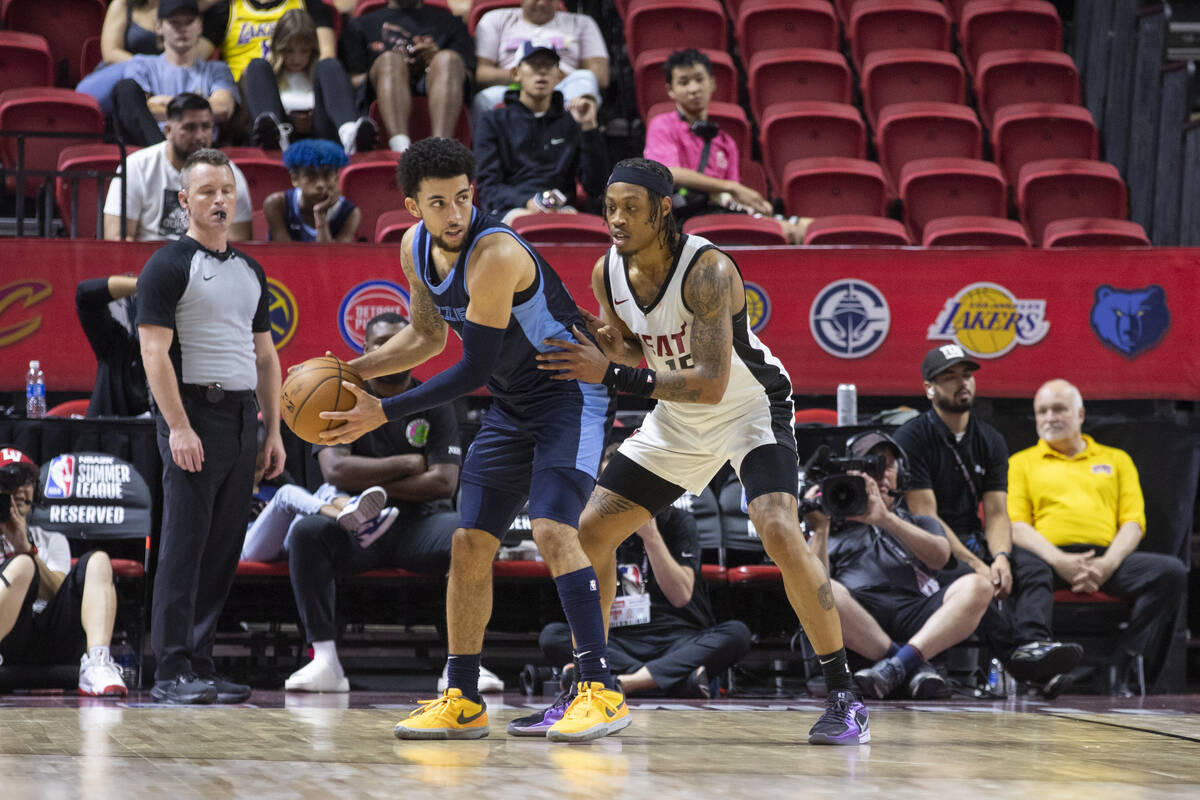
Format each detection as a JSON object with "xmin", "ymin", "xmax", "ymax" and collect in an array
[
  {"xmin": 576, "ymin": 306, "xmax": 625, "ymax": 359},
  {"xmin": 537, "ymin": 325, "xmax": 609, "ymax": 383},
  {"xmin": 288, "ymin": 351, "xmax": 337, "ymax": 376},
  {"xmin": 318, "ymin": 381, "xmax": 387, "ymax": 444}
]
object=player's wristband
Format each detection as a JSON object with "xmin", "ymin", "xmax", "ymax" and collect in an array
[
  {"xmin": 991, "ymin": 550, "xmax": 1010, "ymax": 562},
  {"xmin": 601, "ymin": 362, "xmax": 656, "ymax": 398}
]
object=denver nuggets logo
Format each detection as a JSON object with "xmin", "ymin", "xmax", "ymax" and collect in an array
[
  {"xmin": 338, "ymin": 280, "xmax": 410, "ymax": 353},
  {"xmin": 928, "ymin": 282, "xmax": 1049, "ymax": 358},
  {"xmin": 809, "ymin": 279, "xmax": 890, "ymax": 359},
  {"xmin": 267, "ymin": 277, "xmax": 298, "ymax": 351},
  {"xmin": 0, "ymin": 279, "xmax": 52, "ymax": 347},
  {"xmin": 744, "ymin": 282, "xmax": 771, "ymax": 333}
]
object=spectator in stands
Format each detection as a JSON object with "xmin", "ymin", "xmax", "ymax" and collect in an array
[
  {"xmin": 0, "ymin": 449, "xmax": 127, "ymax": 697},
  {"xmin": 262, "ymin": 139, "xmax": 362, "ymax": 242},
  {"xmin": 804, "ymin": 431, "xmax": 993, "ymax": 699},
  {"xmin": 203, "ymin": 0, "xmax": 336, "ymax": 83},
  {"xmin": 75, "ymin": 275, "xmax": 150, "ymax": 418},
  {"xmin": 1008, "ymin": 379, "xmax": 1187, "ymax": 694},
  {"xmin": 282, "ymin": 313, "xmax": 461, "ymax": 693},
  {"xmin": 241, "ymin": 10, "xmax": 377, "ymax": 154},
  {"xmin": 340, "ymin": 0, "xmax": 473, "ymax": 154},
  {"xmin": 109, "ymin": 0, "xmax": 236, "ymax": 147},
  {"xmin": 474, "ymin": 44, "xmax": 607, "ymax": 224},
  {"xmin": 471, "ymin": 0, "xmax": 609, "ymax": 127},
  {"xmin": 644, "ymin": 49, "xmax": 807, "ymax": 243},
  {"xmin": 892, "ymin": 345, "xmax": 1083, "ymax": 693},
  {"xmin": 103, "ymin": 93, "xmax": 253, "ymax": 242},
  {"xmin": 77, "ymin": 0, "xmax": 166, "ymax": 114}
]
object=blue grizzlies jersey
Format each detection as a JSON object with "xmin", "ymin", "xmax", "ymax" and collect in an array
[{"xmin": 410, "ymin": 209, "xmax": 592, "ymax": 404}]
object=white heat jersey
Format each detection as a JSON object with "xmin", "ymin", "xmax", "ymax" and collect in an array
[{"xmin": 603, "ymin": 234, "xmax": 794, "ymax": 431}]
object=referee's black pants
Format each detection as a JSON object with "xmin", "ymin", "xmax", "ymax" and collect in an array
[{"xmin": 151, "ymin": 392, "xmax": 257, "ymax": 681}]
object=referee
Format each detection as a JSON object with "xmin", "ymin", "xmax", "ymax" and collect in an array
[{"xmin": 137, "ymin": 148, "xmax": 285, "ymax": 704}]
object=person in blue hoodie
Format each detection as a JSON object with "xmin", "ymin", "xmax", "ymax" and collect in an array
[{"xmin": 473, "ymin": 43, "xmax": 608, "ymax": 225}]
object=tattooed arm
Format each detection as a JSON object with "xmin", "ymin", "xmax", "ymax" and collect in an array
[{"xmin": 650, "ymin": 249, "xmax": 735, "ymax": 404}]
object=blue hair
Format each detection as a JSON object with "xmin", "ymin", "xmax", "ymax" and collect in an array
[{"xmin": 282, "ymin": 138, "xmax": 349, "ymax": 171}]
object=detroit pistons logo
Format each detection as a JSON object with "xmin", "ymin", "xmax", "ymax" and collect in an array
[
  {"xmin": 44, "ymin": 455, "xmax": 76, "ymax": 499},
  {"xmin": 338, "ymin": 280, "xmax": 410, "ymax": 353}
]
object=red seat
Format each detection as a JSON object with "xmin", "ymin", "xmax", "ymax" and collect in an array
[
  {"xmin": 1042, "ymin": 217, "xmax": 1150, "ymax": 248},
  {"xmin": 781, "ymin": 156, "xmax": 887, "ymax": 219},
  {"xmin": 2, "ymin": 0, "xmax": 105, "ymax": 85},
  {"xmin": 226, "ymin": 154, "xmax": 291, "ymax": 214},
  {"xmin": 1017, "ymin": 158, "xmax": 1128, "ymax": 245},
  {"xmin": 368, "ymin": 96, "xmax": 472, "ymax": 148},
  {"xmin": 251, "ymin": 208, "xmax": 268, "ymax": 241},
  {"xmin": 960, "ymin": 0, "xmax": 1062, "ymax": 75},
  {"xmin": 79, "ymin": 35, "xmax": 101, "ymax": 78},
  {"xmin": 374, "ymin": 207, "xmax": 421, "ymax": 242},
  {"xmin": 700, "ymin": 563, "xmax": 727, "ymax": 584},
  {"xmin": 991, "ymin": 102, "xmax": 1098, "ymax": 187},
  {"xmin": 1053, "ymin": 589, "xmax": 1124, "ymax": 604},
  {"xmin": 510, "ymin": 212, "xmax": 612, "ymax": 244},
  {"xmin": 847, "ymin": 0, "xmax": 951, "ymax": 71},
  {"xmin": 734, "ymin": 0, "xmax": 838, "ymax": 60},
  {"xmin": 647, "ymin": 100, "xmax": 751, "ymax": 160},
  {"xmin": 46, "ymin": 398, "xmax": 89, "ymax": 417},
  {"xmin": 356, "ymin": 567, "xmax": 434, "ymax": 580},
  {"xmin": 492, "ymin": 559, "xmax": 552, "ymax": 579},
  {"xmin": 236, "ymin": 560, "xmax": 290, "ymax": 576},
  {"xmin": 634, "ymin": 48, "xmax": 736, "ymax": 121},
  {"xmin": 794, "ymin": 407, "xmax": 838, "ymax": 426},
  {"xmin": 55, "ymin": 143, "xmax": 137, "ymax": 239},
  {"xmin": 922, "ymin": 215, "xmax": 1030, "ymax": 246},
  {"xmin": 875, "ymin": 101, "xmax": 982, "ymax": 194},
  {"xmin": 466, "ymin": 0, "xmax": 518, "ymax": 35},
  {"xmin": 0, "ymin": 88, "xmax": 104, "ymax": 197},
  {"xmin": 727, "ymin": 564, "xmax": 783, "ymax": 585},
  {"xmin": 974, "ymin": 49, "xmax": 1080, "ymax": 128},
  {"xmin": 900, "ymin": 157, "xmax": 1006, "ymax": 242},
  {"xmin": 624, "ymin": 0, "xmax": 726, "ymax": 59},
  {"xmin": 740, "ymin": 157, "xmax": 769, "ymax": 199},
  {"xmin": 860, "ymin": 48, "xmax": 966, "ymax": 128},
  {"xmin": 747, "ymin": 48, "xmax": 852, "ymax": 121},
  {"xmin": 0, "ymin": 31, "xmax": 53, "ymax": 90},
  {"xmin": 339, "ymin": 160, "xmax": 405, "ymax": 242},
  {"xmin": 759, "ymin": 101, "xmax": 867, "ymax": 192},
  {"xmin": 803, "ymin": 215, "xmax": 910, "ymax": 245},
  {"xmin": 682, "ymin": 213, "xmax": 789, "ymax": 246}
]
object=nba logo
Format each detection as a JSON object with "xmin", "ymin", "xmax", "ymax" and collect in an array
[{"xmin": 45, "ymin": 455, "xmax": 75, "ymax": 499}]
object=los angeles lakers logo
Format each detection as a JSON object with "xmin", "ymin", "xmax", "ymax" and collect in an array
[
  {"xmin": 267, "ymin": 277, "xmax": 298, "ymax": 351},
  {"xmin": 928, "ymin": 282, "xmax": 1049, "ymax": 358},
  {"xmin": 744, "ymin": 282, "xmax": 771, "ymax": 333},
  {"xmin": 338, "ymin": 280, "xmax": 410, "ymax": 353}
]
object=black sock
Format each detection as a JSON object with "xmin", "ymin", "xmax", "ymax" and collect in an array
[
  {"xmin": 818, "ymin": 647, "xmax": 855, "ymax": 693},
  {"xmin": 446, "ymin": 652, "xmax": 481, "ymax": 703},
  {"xmin": 554, "ymin": 566, "xmax": 614, "ymax": 689}
]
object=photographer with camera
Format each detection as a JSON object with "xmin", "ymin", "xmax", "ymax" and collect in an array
[
  {"xmin": 0, "ymin": 449, "xmax": 127, "ymax": 696},
  {"xmin": 804, "ymin": 433, "xmax": 993, "ymax": 699}
]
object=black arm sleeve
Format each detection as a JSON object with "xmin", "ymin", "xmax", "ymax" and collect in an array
[
  {"xmin": 75, "ymin": 278, "xmax": 122, "ymax": 359},
  {"xmin": 578, "ymin": 127, "xmax": 609, "ymax": 205}
]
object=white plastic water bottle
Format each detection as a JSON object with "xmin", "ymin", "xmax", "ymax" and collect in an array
[
  {"xmin": 836, "ymin": 383, "xmax": 857, "ymax": 427},
  {"xmin": 25, "ymin": 360, "xmax": 45, "ymax": 419}
]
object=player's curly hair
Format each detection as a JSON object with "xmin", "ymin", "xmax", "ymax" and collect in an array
[
  {"xmin": 398, "ymin": 137, "xmax": 476, "ymax": 198},
  {"xmin": 282, "ymin": 139, "xmax": 349, "ymax": 172},
  {"xmin": 611, "ymin": 157, "xmax": 680, "ymax": 253}
]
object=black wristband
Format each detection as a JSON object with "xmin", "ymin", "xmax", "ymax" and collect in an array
[
  {"xmin": 601, "ymin": 362, "xmax": 657, "ymax": 398},
  {"xmin": 991, "ymin": 550, "xmax": 1010, "ymax": 562}
]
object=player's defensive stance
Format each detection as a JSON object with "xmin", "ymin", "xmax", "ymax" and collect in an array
[{"xmin": 537, "ymin": 158, "xmax": 870, "ymax": 744}]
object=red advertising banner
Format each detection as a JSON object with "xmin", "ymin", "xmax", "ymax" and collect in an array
[{"xmin": 2, "ymin": 239, "xmax": 1198, "ymax": 399}]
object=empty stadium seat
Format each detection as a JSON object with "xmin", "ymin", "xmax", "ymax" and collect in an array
[
  {"xmin": 860, "ymin": 48, "xmax": 966, "ymax": 128},
  {"xmin": 990, "ymin": 102, "xmax": 1098, "ymax": 187},
  {"xmin": 646, "ymin": 100, "xmax": 751, "ymax": 159},
  {"xmin": 368, "ymin": 96, "xmax": 472, "ymax": 148},
  {"xmin": 2, "ymin": 0, "xmax": 105, "ymax": 85},
  {"xmin": 803, "ymin": 215, "xmax": 910, "ymax": 245},
  {"xmin": 683, "ymin": 213, "xmax": 789, "ymax": 245},
  {"xmin": 510, "ymin": 213, "xmax": 611, "ymax": 244},
  {"xmin": 55, "ymin": 143, "xmax": 137, "ymax": 239},
  {"xmin": 734, "ymin": 0, "xmax": 838, "ymax": 60},
  {"xmin": 740, "ymin": 158, "xmax": 770, "ymax": 199},
  {"xmin": 1017, "ymin": 158, "xmax": 1128, "ymax": 245},
  {"xmin": 634, "ymin": 48, "xmax": 736, "ymax": 121},
  {"xmin": 759, "ymin": 101, "xmax": 867, "ymax": 192},
  {"xmin": 960, "ymin": 0, "xmax": 1062, "ymax": 75},
  {"xmin": 225, "ymin": 152, "xmax": 290, "ymax": 213},
  {"xmin": 375, "ymin": 208, "xmax": 421, "ymax": 242},
  {"xmin": 0, "ymin": 88, "xmax": 103, "ymax": 197},
  {"xmin": 781, "ymin": 156, "xmax": 888, "ymax": 219},
  {"xmin": 747, "ymin": 49, "xmax": 852, "ymax": 120},
  {"xmin": 875, "ymin": 101, "xmax": 982, "ymax": 194},
  {"xmin": 80, "ymin": 35, "xmax": 101, "ymax": 78},
  {"xmin": 467, "ymin": 0, "xmax": 518, "ymax": 34},
  {"xmin": 847, "ymin": 0, "xmax": 952, "ymax": 71},
  {"xmin": 1042, "ymin": 217, "xmax": 1150, "ymax": 248},
  {"xmin": 974, "ymin": 49, "xmax": 1081, "ymax": 128},
  {"xmin": 899, "ymin": 157, "xmax": 1007, "ymax": 241},
  {"xmin": 922, "ymin": 215, "xmax": 1030, "ymax": 246},
  {"xmin": 624, "ymin": 0, "xmax": 726, "ymax": 59},
  {"xmin": 0, "ymin": 31, "xmax": 53, "ymax": 90},
  {"xmin": 339, "ymin": 160, "xmax": 405, "ymax": 241}
]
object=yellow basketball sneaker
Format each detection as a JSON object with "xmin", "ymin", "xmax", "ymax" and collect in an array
[
  {"xmin": 393, "ymin": 689, "xmax": 489, "ymax": 740},
  {"xmin": 546, "ymin": 681, "xmax": 631, "ymax": 743}
]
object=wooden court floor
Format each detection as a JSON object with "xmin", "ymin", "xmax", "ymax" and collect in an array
[{"xmin": 3, "ymin": 691, "xmax": 1199, "ymax": 799}]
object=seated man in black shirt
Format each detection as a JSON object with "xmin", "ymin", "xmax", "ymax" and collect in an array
[{"xmin": 806, "ymin": 432, "xmax": 993, "ymax": 699}]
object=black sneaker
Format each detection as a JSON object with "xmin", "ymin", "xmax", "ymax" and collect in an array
[
  {"xmin": 251, "ymin": 112, "xmax": 283, "ymax": 150},
  {"xmin": 907, "ymin": 661, "xmax": 950, "ymax": 699},
  {"xmin": 677, "ymin": 665, "xmax": 711, "ymax": 699},
  {"xmin": 199, "ymin": 674, "xmax": 252, "ymax": 703},
  {"xmin": 807, "ymin": 690, "xmax": 870, "ymax": 745},
  {"xmin": 150, "ymin": 672, "xmax": 218, "ymax": 705},
  {"xmin": 1040, "ymin": 671, "xmax": 1074, "ymax": 699},
  {"xmin": 853, "ymin": 656, "xmax": 906, "ymax": 699},
  {"xmin": 1007, "ymin": 641, "xmax": 1084, "ymax": 683}
]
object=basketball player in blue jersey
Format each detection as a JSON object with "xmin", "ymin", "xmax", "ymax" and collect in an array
[
  {"xmin": 316, "ymin": 137, "xmax": 629, "ymax": 743},
  {"xmin": 537, "ymin": 158, "xmax": 870, "ymax": 745}
]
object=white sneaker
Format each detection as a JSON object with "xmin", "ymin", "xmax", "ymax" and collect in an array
[
  {"xmin": 353, "ymin": 506, "xmax": 398, "ymax": 549},
  {"xmin": 339, "ymin": 116, "xmax": 378, "ymax": 155},
  {"xmin": 437, "ymin": 663, "xmax": 506, "ymax": 693},
  {"xmin": 285, "ymin": 659, "xmax": 350, "ymax": 693},
  {"xmin": 337, "ymin": 486, "xmax": 387, "ymax": 531},
  {"xmin": 79, "ymin": 652, "xmax": 127, "ymax": 697}
]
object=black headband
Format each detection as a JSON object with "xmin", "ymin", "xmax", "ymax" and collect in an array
[{"xmin": 607, "ymin": 164, "xmax": 673, "ymax": 198}]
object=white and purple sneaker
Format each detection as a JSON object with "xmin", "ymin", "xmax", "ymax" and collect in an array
[
  {"xmin": 353, "ymin": 507, "xmax": 398, "ymax": 549},
  {"xmin": 807, "ymin": 690, "xmax": 870, "ymax": 745},
  {"xmin": 337, "ymin": 486, "xmax": 388, "ymax": 531},
  {"xmin": 506, "ymin": 686, "xmax": 574, "ymax": 737}
]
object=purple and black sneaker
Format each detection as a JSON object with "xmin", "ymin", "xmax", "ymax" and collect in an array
[
  {"xmin": 807, "ymin": 690, "xmax": 871, "ymax": 745},
  {"xmin": 506, "ymin": 686, "xmax": 574, "ymax": 737}
]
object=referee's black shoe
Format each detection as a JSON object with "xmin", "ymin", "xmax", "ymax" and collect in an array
[
  {"xmin": 150, "ymin": 673, "xmax": 218, "ymax": 705},
  {"xmin": 199, "ymin": 674, "xmax": 252, "ymax": 704},
  {"xmin": 1006, "ymin": 641, "xmax": 1084, "ymax": 683}
]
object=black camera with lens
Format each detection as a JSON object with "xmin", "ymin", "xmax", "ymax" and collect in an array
[
  {"xmin": 798, "ymin": 445, "xmax": 887, "ymax": 520},
  {"xmin": 0, "ymin": 463, "xmax": 30, "ymax": 524}
]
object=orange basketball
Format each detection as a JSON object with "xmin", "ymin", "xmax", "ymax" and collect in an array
[{"xmin": 280, "ymin": 357, "xmax": 367, "ymax": 444}]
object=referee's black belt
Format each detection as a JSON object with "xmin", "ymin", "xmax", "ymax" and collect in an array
[{"xmin": 181, "ymin": 383, "xmax": 256, "ymax": 404}]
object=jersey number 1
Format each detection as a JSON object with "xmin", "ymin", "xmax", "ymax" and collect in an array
[{"xmin": 664, "ymin": 354, "xmax": 694, "ymax": 371}]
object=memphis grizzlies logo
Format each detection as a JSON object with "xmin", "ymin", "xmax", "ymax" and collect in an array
[
  {"xmin": 1089, "ymin": 284, "xmax": 1169, "ymax": 359},
  {"xmin": 809, "ymin": 279, "xmax": 890, "ymax": 358}
]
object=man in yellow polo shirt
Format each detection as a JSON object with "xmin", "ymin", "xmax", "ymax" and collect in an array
[{"xmin": 1008, "ymin": 379, "xmax": 1186, "ymax": 694}]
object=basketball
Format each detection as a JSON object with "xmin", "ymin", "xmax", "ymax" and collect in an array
[{"xmin": 280, "ymin": 356, "xmax": 366, "ymax": 444}]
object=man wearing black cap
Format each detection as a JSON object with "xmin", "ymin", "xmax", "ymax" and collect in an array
[{"xmin": 892, "ymin": 345, "xmax": 1083, "ymax": 690}]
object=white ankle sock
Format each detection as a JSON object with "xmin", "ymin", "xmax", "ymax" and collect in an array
[
  {"xmin": 388, "ymin": 134, "xmax": 411, "ymax": 153},
  {"xmin": 312, "ymin": 640, "xmax": 343, "ymax": 675},
  {"xmin": 338, "ymin": 121, "xmax": 357, "ymax": 155},
  {"xmin": 88, "ymin": 645, "xmax": 110, "ymax": 662}
]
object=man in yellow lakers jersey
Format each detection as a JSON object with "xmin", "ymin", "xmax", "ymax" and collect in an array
[{"xmin": 203, "ymin": 0, "xmax": 336, "ymax": 80}]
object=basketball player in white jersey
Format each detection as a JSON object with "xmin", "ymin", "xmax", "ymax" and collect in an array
[{"xmin": 537, "ymin": 158, "xmax": 870, "ymax": 744}]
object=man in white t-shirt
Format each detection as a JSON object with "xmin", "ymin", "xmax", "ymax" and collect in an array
[
  {"xmin": 0, "ymin": 449, "xmax": 128, "ymax": 697},
  {"xmin": 103, "ymin": 93, "xmax": 252, "ymax": 242},
  {"xmin": 472, "ymin": 0, "xmax": 609, "ymax": 124}
]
